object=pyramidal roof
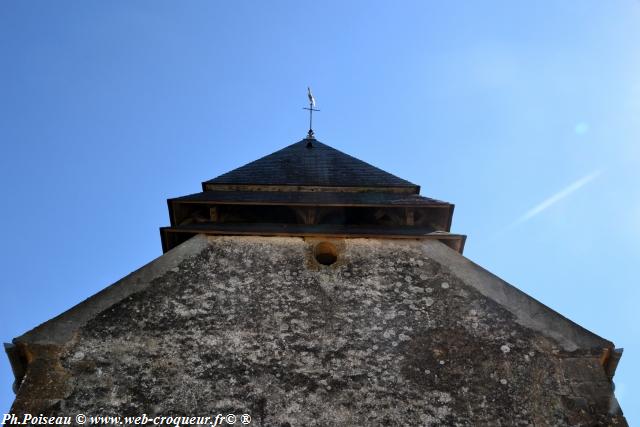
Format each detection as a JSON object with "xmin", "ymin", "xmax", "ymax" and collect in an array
[{"xmin": 204, "ymin": 138, "xmax": 418, "ymax": 191}]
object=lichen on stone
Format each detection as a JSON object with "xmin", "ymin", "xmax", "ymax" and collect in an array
[{"xmin": 11, "ymin": 237, "xmax": 623, "ymax": 426}]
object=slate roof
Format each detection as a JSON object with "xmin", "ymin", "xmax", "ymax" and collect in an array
[
  {"xmin": 171, "ymin": 190, "xmax": 448, "ymax": 207},
  {"xmin": 204, "ymin": 138, "xmax": 418, "ymax": 190}
]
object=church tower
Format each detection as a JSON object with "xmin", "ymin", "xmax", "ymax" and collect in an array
[
  {"xmin": 5, "ymin": 129, "xmax": 626, "ymax": 425},
  {"xmin": 160, "ymin": 136, "xmax": 464, "ymax": 255}
]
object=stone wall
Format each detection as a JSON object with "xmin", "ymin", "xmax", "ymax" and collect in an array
[{"xmin": 10, "ymin": 237, "xmax": 626, "ymax": 425}]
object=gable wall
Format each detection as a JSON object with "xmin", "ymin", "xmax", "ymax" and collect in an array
[{"xmin": 10, "ymin": 236, "xmax": 625, "ymax": 425}]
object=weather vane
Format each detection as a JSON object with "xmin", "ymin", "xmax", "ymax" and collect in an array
[{"xmin": 303, "ymin": 87, "xmax": 320, "ymax": 139}]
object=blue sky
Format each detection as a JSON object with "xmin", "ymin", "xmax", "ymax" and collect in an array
[{"xmin": 1, "ymin": 1, "xmax": 639, "ymax": 422}]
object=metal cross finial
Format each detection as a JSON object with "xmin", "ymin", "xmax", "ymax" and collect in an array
[{"xmin": 303, "ymin": 87, "xmax": 320, "ymax": 139}]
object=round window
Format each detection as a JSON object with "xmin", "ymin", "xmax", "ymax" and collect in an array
[{"xmin": 314, "ymin": 242, "xmax": 338, "ymax": 266}]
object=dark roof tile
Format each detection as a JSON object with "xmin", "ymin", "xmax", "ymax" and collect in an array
[
  {"xmin": 205, "ymin": 139, "xmax": 417, "ymax": 189},
  {"xmin": 172, "ymin": 190, "xmax": 447, "ymax": 206}
]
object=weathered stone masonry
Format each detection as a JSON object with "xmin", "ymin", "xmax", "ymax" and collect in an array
[{"xmin": 9, "ymin": 236, "xmax": 626, "ymax": 426}]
